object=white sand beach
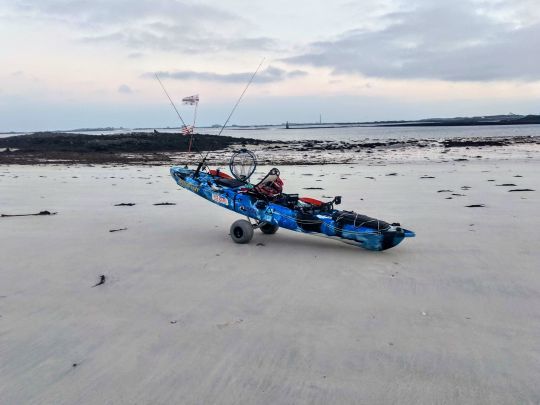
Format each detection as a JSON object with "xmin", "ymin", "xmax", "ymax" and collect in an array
[{"xmin": 1, "ymin": 155, "xmax": 539, "ymax": 404}]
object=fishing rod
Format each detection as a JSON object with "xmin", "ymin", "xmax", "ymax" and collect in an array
[
  {"xmin": 154, "ymin": 73, "xmax": 189, "ymax": 129},
  {"xmin": 217, "ymin": 57, "xmax": 265, "ymax": 137},
  {"xmin": 195, "ymin": 58, "xmax": 265, "ymax": 176},
  {"xmin": 154, "ymin": 73, "xmax": 205, "ymax": 159}
]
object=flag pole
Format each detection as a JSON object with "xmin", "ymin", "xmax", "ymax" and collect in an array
[{"xmin": 189, "ymin": 99, "xmax": 198, "ymax": 153}]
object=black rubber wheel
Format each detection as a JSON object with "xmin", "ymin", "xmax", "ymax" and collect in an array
[
  {"xmin": 260, "ymin": 223, "xmax": 279, "ymax": 235},
  {"xmin": 230, "ymin": 219, "xmax": 254, "ymax": 244}
]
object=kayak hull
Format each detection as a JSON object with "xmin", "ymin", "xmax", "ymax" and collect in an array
[{"xmin": 171, "ymin": 166, "xmax": 415, "ymax": 251}]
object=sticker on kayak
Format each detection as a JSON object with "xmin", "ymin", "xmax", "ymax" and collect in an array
[
  {"xmin": 212, "ymin": 193, "xmax": 228, "ymax": 205},
  {"xmin": 177, "ymin": 177, "xmax": 200, "ymax": 193}
]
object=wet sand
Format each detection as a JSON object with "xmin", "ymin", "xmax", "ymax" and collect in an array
[{"xmin": 1, "ymin": 155, "xmax": 539, "ymax": 404}]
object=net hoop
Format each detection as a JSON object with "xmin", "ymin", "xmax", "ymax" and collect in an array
[{"xmin": 229, "ymin": 149, "xmax": 257, "ymax": 182}]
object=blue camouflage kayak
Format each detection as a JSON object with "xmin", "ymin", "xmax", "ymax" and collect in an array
[{"xmin": 170, "ymin": 165, "xmax": 415, "ymax": 251}]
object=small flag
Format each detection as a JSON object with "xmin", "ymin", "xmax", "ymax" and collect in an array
[
  {"xmin": 182, "ymin": 95, "xmax": 199, "ymax": 105},
  {"xmin": 182, "ymin": 125, "xmax": 194, "ymax": 135}
]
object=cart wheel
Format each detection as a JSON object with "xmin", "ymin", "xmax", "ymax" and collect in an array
[
  {"xmin": 260, "ymin": 223, "xmax": 279, "ymax": 235},
  {"xmin": 230, "ymin": 219, "xmax": 254, "ymax": 244}
]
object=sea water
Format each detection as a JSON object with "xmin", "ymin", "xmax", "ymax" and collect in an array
[{"xmin": 1, "ymin": 124, "xmax": 538, "ymax": 141}]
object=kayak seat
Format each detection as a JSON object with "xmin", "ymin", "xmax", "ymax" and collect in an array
[
  {"xmin": 215, "ymin": 178, "xmax": 245, "ymax": 188},
  {"xmin": 253, "ymin": 168, "xmax": 283, "ymax": 198}
]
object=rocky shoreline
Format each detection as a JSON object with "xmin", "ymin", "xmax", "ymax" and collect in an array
[{"xmin": 0, "ymin": 131, "xmax": 538, "ymax": 165}]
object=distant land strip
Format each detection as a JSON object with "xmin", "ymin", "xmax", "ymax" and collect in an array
[{"xmin": 1, "ymin": 114, "xmax": 539, "ymax": 135}]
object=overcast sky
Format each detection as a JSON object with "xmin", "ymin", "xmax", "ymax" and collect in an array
[{"xmin": 1, "ymin": 0, "xmax": 539, "ymax": 131}]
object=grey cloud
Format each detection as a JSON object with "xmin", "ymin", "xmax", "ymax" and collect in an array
[
  {"xmin": 118, "ymin": 84, "xmax": 133, "ymax": 94},
  {"xmin": 148, "ymin": 66, "xmax": 307, "ymax": 83},
  {"xmin": 9, "ymin": 0, "xmax": 276, "ymax": 53},
  {"xmin": 12, "ymin": 0, "xmax": 233, "ymax": 27},
  {"xmin": 225, "ymin": 37, "xmax": 278, "ymax": 52},
  {"xmin": 285, "ymin": 1, "xmax": 540, "ymax": 81},
  {"xmin": 127, "ymin": 52, "xmax": 144, "ymax": 59},
  {"xmin": 81, "ymin": 29, "xmax": 277, "ymax": 53},
  {"xmin": 287, "ymin": 69, "xmax": 309, "ymax": 78}
]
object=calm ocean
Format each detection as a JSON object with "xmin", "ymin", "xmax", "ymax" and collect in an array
[{"xmin": 2, "ymin": 124, "xmax": 538, "ymax": 141}]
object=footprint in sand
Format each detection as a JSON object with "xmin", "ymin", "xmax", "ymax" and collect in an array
[{"xmin": 217, "ymin": 319, "xmax": 243, "ymax": 329}]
